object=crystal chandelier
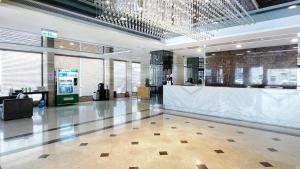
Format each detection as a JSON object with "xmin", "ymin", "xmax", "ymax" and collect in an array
[{"xmin": 94, "ymin": 0, "xmax": 254, "ymax": 40}]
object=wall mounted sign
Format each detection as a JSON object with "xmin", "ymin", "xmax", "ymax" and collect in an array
[{"xmin": 41, "ymin": 29, "xmax": 58, "ymax": 38}]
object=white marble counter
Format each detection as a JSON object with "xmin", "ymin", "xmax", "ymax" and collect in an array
[{"xmin": 163, "ymin": 85, "xmax": 300, "ymax": 128}]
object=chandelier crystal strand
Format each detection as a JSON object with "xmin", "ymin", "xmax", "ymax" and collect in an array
[{"xmin": 93, "ymin": 0, "xmax": 254, "ymax": 40}]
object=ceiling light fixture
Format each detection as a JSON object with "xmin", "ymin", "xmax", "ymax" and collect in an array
[
  {"xmin": 297, "ymin": 33, "xmax": 300, "ymax": 37},
  {"xmin": 69, "ymin": 42, "xmax": 74, "ymax": 46},
  {"xmin": 288, "ymin": 5, "xmax": 297, "ymax": 9},
  {"xmin": 59, "ymin": 45, "xmax": 64, "ymax": 48},
  {"xmin": 197, "ymin": 48, "xmax": 202, "ymax": 52},
  {"xmin": 236, "ymin": 44, "xmax": 242, "ymax": 48},
  {"xmin": 291, "ymin": 38, "xmax": 299, "ymax": 43},
  {"xmin": 120, "ymin": 17, "xmax": 127, "ymax": 21},
  {"xmin": 94, "ymin": 0, "xmax": 255, "ymax": 40}
]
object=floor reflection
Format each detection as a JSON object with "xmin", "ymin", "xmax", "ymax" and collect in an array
[{"xmin": 0, "ymin": 98, "xmax": 152, "ymax": 155}]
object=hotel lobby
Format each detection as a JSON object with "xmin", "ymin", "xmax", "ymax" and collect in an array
[{"xmin": 0, "ymin": 0, "xmax": 300, "ymax": 169}]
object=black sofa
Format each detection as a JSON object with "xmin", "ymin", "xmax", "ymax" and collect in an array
[{"xmin": 0, "ymin": 98, "xmax": 33, "ymax": 121}]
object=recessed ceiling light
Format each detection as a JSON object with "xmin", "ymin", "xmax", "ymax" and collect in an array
[
  {"xmin": 59, "ymin": 45, "xmax": 64, "ymax": 48},
  {"xmin": 120, "ymin": 17, "xmax": 127, "ymax": 21},
  {"xmin": 69, "ymin": 42, "xmax": 74, "ymax": 46},
  {"xmin": 236, "ymin": 44, "xmax": 242, "ymax": 48},
  {"xmin": 197, "ymin": 48, "xmax": 202, "ymax": 52},
  {"xmin": 298, "ymin": 33, "xmax": 300, "ymax": 37},
  {"xmin": 288, "ymin": 5, "xmax": 297, "ymax": 9},
  {"xmin": 291, "ymin": 38, "xmax": 298, "ymax": 43},
  {"xmin": 247, "ymin": 50, "xmax": 251, "ymax": 53}
]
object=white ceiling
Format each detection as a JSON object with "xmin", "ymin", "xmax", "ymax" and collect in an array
[{"xmin": 0, "ymin": 1, "xmax": 300, "ymax": 59}]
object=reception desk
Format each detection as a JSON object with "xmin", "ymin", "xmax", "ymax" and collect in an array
[{"xmin": 163, "ymin": 85, "xmax": 300, "ymax": 128}]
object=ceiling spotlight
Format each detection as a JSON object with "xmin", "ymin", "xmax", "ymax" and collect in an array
[
  {"xmin": 120, "ymin": 17, "xmax": 127, "ymax": 21},
  {"xmin": 212, "ymin": 53, "xmax": 216, "ymax": 56},
  {"xmin": 288, "ymin": 5, "xmax": 297, "ymax": 9},
  {"xmin": 291, "ymin": 38, "xmax": 299, "ymax": 43},
  {"xmin": 69, "ymin": 42, "xmax": 74, "ymax": 46},
  {"xmin": 197, "ymin": 48, "xmax": 202, "ymax": 52},
  {"xmin": 247, "ymin": 50, "xmax": 251, "ymax": 53},
  {"xmin": 59, "ymin": 45, "xmax": 64, "ymax": 48},
  {"xmin": 236, "ymin": 44, "xmax": 242, "ymax": 48},
  {"xmin": 298, "ymin": 33, "xmax": 300, "ymax": 37},
  {"xmin": 105, "ymin": 0, "xmax": 110, "ymax": 4}
]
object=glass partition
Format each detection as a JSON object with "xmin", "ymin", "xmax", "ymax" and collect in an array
[
  {"xmin": 114, "ymin": 60, "xmax": 127, "ymax": 93},
  {"xmin": 131, "ymin": 62, "xmax": 141, "ymax": 93}
]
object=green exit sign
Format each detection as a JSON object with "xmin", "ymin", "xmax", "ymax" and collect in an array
[{"xmin": 41, "ymin": 29, "xmax": 58, "ymax": 38}]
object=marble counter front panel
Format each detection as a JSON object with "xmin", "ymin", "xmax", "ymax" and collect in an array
[{"xmin": 163, "ymin": 85, "xmax": 300, "ymax": 128}]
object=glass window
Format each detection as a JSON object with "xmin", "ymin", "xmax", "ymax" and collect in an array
[
  {"xmin": 250, "ymin": 66, "xmax": 263, "ymax": 84},
  {"xmin": 131, "ymin": 63, "xmax": 141, "ymax": 93},
  {"xmin": 114, "ymin": 61, "xmax": 127, "ymax": 93},
  {"xmin": 0, "ymin": 50, "xmax": 42, "ymax": 96},
  {"xmin": 267, "ymin": 68, "xmax": 297, "ymax": 86},
  {"xmin": 217, "ymin": 66, "xmax": 224, "ymax": 84},
  {"xmin": 234, "ymin": 67, "xmax": 244, "ymax": 84},
  {"xmin": 205, "ymin": 68, "xmax": 212, "ymax": 83},
  {"xmin": 80, "ymin": 58, "xmax": 104, "ymax": 96},
  {"xmin": 55, "ymin": 55, "xmax": 104, "ymax": 96},
  {"xmin": 297, "ymin": 66, "xmax": 300, "ymax": 89}
]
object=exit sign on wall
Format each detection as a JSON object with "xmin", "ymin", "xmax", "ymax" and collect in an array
[{"xmin": 41, "ymin": 29, "xmax": 58, "ymax": 38}]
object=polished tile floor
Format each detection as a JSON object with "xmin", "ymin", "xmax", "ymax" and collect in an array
[{"xmin": 0, "ymin": 98, "xmax": 300, "ymax": 169}]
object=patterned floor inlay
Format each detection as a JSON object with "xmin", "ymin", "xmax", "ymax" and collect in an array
[
  {"xmin": 159, "ymin": 151, "xmax": 168, "ymax": 155},
  {"xmin": 38, "ymin": 154, "xmax": 49, "ymax": 159},
  {"xmin": 196, "ymin": 132, "xmax": 203, "ymax": 135},
  {"xmin": 132, "ymin": 127, "xmax": 139, "ymax": 130},
  {"xmin": 272, "ymin": 138, "xmax": 281, "ymax": 141},
  {"xmin": 100, "ymin": 153, "xmax": 109, "ymax": 157},
  {"xmin": 185, "ymin": 121, "xmax": 190, "ymax": 123},
  {"xmin": 260, "ymin": 162, "xmax": 273, "ymax": 167},
  {"xmin": 237, "ymin": 131, "xmax": 244, "ymax": 134},
  {"xmin": 196, "ymin": 164, "xmax": 208, "ymax": 169},
  {"xmin": 267, "ymin": 148, "xmax": 278, "ymax": 152},
  {"xmin": 171, "ymin": 127, "xmax": 177, "ymax": 129},
  {"xmin": 208, "ymin": 126, "xmax": 214, "ymax": 128},
  {"xmin": 150, "ymin": 122, "xmax": 156, "ymax": 124},
  {"xmin": 129, "ymin": 167, "xmax": 139, "ymax": 169},
  {"xmin": 79, "ymin": 143, "xmax": 88, "ymax": 146},
  {"xmin": 227, "ymin": 139, "xmax": 235, "ymax": 142},
  {"xmin": 131, "ymin": 141, "xmax": 139, "ymax": 145},
  {"xmin": 110, "ymin": 134, "xmax": 117, "ymax": 137},
  {"xmin": 180, "ymin": 140, "xmax": 188, "ymax": 144},
  {"xmin": 154, "ymin": 133, "xmax": 160, "ymax": 136},
  {"xmin": 214, "ymin": 150, "xmax": 224, "ymax": 154},
  {"xmin": 165, "ymin": 118, "xmax": 170, "ymax": 120}
]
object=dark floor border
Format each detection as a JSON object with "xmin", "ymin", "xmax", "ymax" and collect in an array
[
  {"xmin": 0, "ymin": 112, "xmax": 163, "ymax": 157},
  {"xmin": 164, "ymin": 111, "xmax": 300, "ymax": 137},
  {"xmin": 4, "ymin": 108, "xmax": 150, "ymax": 141}
]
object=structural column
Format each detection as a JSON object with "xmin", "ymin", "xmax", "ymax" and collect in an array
[
  {"xmin": 104, "ymin": 58, "xmax": 114, "ymax": 99},
  {"xmin": 42, "ymin": 37, "xmax": 56, "ymax": 107},
  {"xmin": 172, "ymin": 54, "xmax": 184, "ymax": 85}
]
